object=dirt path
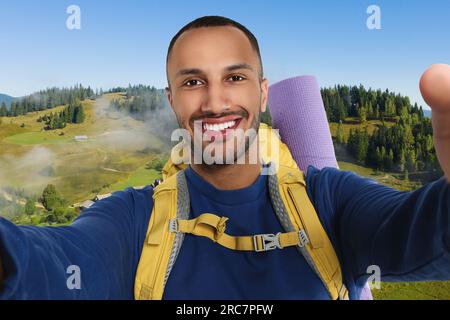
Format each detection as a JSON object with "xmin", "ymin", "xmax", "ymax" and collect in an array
[{"xmin": 101, "ymin": 167, "xmax": 123, "ymax": 173}]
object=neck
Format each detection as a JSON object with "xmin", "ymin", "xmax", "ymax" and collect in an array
[
  {"xmin": 189, "ymin": 138, "xmax": 263, "ymax": 190},
  {"xmin": 191, "ymin": 161, "xmax": 262, "ymax": 190}
]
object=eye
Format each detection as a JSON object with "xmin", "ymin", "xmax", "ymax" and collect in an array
[
  {"xmin": 184, "ymin": 79, "xmax": 203, "ymax": 87},
  {"xmin": 228, "ymin": 75, "xmax": 246, "ymax": 82}
]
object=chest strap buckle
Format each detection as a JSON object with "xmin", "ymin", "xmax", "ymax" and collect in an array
[{"xmin": 253, "ymin": 232, "xmax": 282, "ymax": 252}]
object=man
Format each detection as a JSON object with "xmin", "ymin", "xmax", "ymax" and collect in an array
[{"xmin": 0, "ymin": 15, "xmax": 449, "ymax": 300}]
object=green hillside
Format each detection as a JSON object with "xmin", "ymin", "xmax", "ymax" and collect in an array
[
  {"xmin": 0, "ymin": 92, "xmax": 448, "ymax": 300},
  {"xmin": 0, "ymin": 93, "xmax": 166, "ymax": 207}
]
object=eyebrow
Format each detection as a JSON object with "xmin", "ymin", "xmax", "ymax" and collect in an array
[{"xmin": 175, "ymin": 63, "xmax": 254, "ymax": 78}]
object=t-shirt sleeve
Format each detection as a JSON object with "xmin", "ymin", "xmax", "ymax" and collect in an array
[
  {"xmin": 0, "ymin": 186, "xmax": 153, "ymax": 299},
  {"xmin": 305, "ymin": 165, "xmax": 450, "ymax": 284}
]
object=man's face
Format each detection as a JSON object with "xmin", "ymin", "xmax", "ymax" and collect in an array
[{"xmin": 166, "ymin": 26, "xmax": 268, "ymax": 164}]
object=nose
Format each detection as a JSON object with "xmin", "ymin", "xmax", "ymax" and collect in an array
[{"xmin": 201, "ymin": 81, "xmax": 231, "ymax": 114}]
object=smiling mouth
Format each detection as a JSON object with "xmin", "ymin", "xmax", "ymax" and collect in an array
[
  {"xmin": 202, "ymin": 118, "xmax": 242, "ymax": 133},
  {"xmin": 189, "ymin": 117, "xmax": 242, "ymax": 142}
]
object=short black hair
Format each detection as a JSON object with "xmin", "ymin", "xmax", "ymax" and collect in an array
[{"xmin": 166, "ymin": 15, "xmax": 263, "ymax": 87}]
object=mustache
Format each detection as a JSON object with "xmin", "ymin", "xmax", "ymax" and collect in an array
[{"xmin": 190, "ymin": 110, "xmax": 249, "ymax": 122}]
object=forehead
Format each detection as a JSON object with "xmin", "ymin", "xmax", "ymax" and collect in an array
[{"xmin": 167, "ymin": 26, "xmax": 259, "ymax": 75}]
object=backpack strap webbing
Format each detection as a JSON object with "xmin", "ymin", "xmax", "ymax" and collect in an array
[
  {"xmin": 270, "ymin": 164, "xmax": 348, "ymax": 300},
  {"xmin": 169, "ymin": 213, "xmax": 309, "ymax": 252},
  {"xmin": 134, "ymin": 171, "xmax": 189, "ymax": 300}
]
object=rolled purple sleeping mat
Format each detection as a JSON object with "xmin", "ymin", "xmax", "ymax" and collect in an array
[
  {"xmin": 268, "ymin": 75, "xmax": 338, "ymax": 170},
  {"xmin": 268, "ymin": 75, "xmax": 373, "ymax": 300}
]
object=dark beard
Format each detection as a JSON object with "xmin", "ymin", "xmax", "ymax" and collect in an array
[{"xmin": 184, "ymin": 109, "xmax": 261, "ymax": 166}]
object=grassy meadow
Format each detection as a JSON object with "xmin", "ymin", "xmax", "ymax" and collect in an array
[
  {"xmin": 0, "ymin": 98, "xmax": 448, "ymax": 299},
  {"xmin": 0, "ymin": 93, "xmax": 166, "ymax": 206}
]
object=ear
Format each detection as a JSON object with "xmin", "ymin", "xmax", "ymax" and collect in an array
[
  {"xmin": 165, "ymin": 86, "xmax": 174, "ymax": 110},
  {"xmin": 260, "ymin": 78, "xmax": 269, "ymax": 113}
]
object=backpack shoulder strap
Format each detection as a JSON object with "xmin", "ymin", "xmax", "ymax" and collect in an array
[
  {"xmin": 270, "ymin": 164, "xmax": 349, "ymax": 300},
  {"xmin": 135, "ymin": 163, "xmax": 348, "ymax": 300},
  {"xmin": 134, "ymin": 171, "xmax": 179, "ymax": 300}
]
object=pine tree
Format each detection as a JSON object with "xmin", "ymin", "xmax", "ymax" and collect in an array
[
  {"xmin": 74, "ymin": 104, "xmax": 85, "ymax": 123},
  {"xmin": 357, "ymin": 128, "xmax": 369, "ymax": 164},
  {"xmin": 405, "ymin": 148, "xmax": 417, "ymax": 172},
  {"xmin": 375, "ymin": 147, "xmax": 383, "ymax": 169},
  {"xmin": 336, "ymin": 121, "xmax": 345, "ymax": 144},
  {"xmin": 10, "ymin": 102, "xmax": 17, "ymax": 117},
  {"xmin": 347, "ymin": 128, "xmax": 369, "ymax": 164},
  {"xmin": 367, "ymin": 101, "xmax": 373, "ymax": 118},
  {"xmin": 385, "ymin": 149, "xmax": 394, "ymax": 170},
  {"xmin": 358, "ymin": 105, "xmax": 367, "ymax": 123},
  {"xmin": 56, "ymin": 115, "xmax": 64, "ymax": 129},
  {"xmin": 337, "ymin": 97, "xmax": 347, "ymax": 122},
  {"xmin": 51, "ymin": 115, "xmax": 58, "ymax": 130},
  {"xmin": 380, "ymin": 146, "xmax": 386, "ymax": 169},
  {"xmin": 0, "ymin": 101, "xmax": 7, "ymax": 117},
  {"xmin": 375, "ymin": 104, "xmax": 380, "ymax": 119},
  {"xmin": 398, "ymin": 147, "xmax": 406, "ymax": 172},
  {"xmin": 385, "ymin": 97, "xmax": 396, "ymax": 117}
]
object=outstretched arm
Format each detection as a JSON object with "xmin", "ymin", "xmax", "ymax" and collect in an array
[
  {"xmin": 306, "ymin": 165, "xmax": 449, "ymax": 287},
  {"xmin": 338, "ymin": 65, "xmax": 450, "ymax": 283},
  {"xmin": 0, "ymin": 187, "xmax": 152, "ymax": 299}
]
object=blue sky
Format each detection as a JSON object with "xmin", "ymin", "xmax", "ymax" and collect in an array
[{"xmin": 1, "ymin": 0, "xmax": 449, "ymax": 109}]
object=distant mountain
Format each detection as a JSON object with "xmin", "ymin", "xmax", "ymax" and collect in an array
[
  {"xmin": 423, "ymin": 109, "xmax": 431, "ymax": 118},
  {"xmin": 0, "ymin": 94, "xmax": 16, "ymax": 110}
]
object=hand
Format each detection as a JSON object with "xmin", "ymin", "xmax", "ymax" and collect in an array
[{"xmin": 420, "ymin": 64, "xmax": 450, "ymax": 182}]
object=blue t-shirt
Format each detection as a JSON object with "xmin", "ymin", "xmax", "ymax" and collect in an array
[{"xmin": 0, "ymin": 165, "xmax": 449, "ymax": 299}]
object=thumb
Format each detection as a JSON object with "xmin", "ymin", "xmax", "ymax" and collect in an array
[{"xmin": 419, "ymin": 64, "xmax": 450, "ymax": 113}]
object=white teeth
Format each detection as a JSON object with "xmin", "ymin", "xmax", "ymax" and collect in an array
[{"xmin": 203, "ymin": 120, "xmax": 237, "ymax": 131}]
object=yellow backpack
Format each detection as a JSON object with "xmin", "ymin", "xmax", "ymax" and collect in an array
[{"xmin": 134, "ymin": 124, "xmax": 348, "ymax": 300}]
